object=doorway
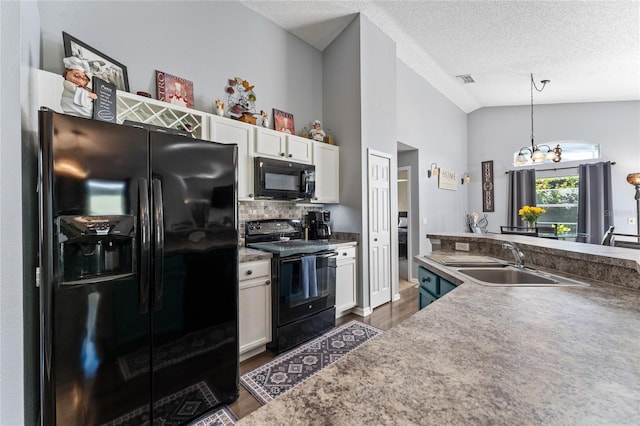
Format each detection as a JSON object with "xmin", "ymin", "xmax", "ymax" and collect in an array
[{"xmin": 397, "ymin": 167, "xmax": 413, "ymax": 291}]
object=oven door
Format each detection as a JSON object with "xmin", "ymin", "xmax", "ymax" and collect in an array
[{"xmin": 275, "ymin": 250, "xmax": 336, "ymax": 326}]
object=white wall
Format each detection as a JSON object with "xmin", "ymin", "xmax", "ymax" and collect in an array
[
  {"xmin": 396, "ymin": 60, "xmax": 469, "ymax": 255},
  {"xmin": 467, "ymin": 101, "xmax": 640, "ymax": 236},
  {"xmin": 37, "ymin": 1, "xmax": 323, "ymax": 129}
]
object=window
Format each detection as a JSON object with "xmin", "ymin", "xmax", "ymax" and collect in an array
[
  {"xmin": 513, "ymin": 142, "xmax": 600, "ymax": 167},
  {"xmin": 535, "ymin": 176, "xmax": 579, "ymax": 236}
]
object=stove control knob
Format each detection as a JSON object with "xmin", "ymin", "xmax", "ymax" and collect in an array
[{"xmin": 256, "ymin": 225, "xmax": 262, "ymax": 230}]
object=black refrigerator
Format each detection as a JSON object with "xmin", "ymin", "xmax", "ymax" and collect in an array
[{"xmin": 38, "ymin": 109, "xmax": 239, "ymax": 425}]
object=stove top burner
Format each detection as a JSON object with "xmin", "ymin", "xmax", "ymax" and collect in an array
[
  {"xmin": 247, "ymin": 240, "xmax": 336, "ymax": 257},
  {"xmin": 245, "ymin": 219, "xmax": 336, "ymax": 257}
]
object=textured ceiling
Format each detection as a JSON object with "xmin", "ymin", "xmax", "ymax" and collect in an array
[{"xmin": 241, "ymin": 0, "xmax": 640, "ymax": 113}]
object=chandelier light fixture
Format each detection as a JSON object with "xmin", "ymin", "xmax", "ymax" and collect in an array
[{"xmin": 514, "ymin": 74, "xmax": 562, "ymax": 166}]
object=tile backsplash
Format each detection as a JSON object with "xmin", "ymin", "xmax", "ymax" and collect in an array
[{"xmin": 239, "ymin": 200, "xmax": 325, "ymax": 241}]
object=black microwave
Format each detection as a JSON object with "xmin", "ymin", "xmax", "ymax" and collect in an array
[{"xmin": 254, "ymin": 157, "xmax": 315, "ymax": 200}]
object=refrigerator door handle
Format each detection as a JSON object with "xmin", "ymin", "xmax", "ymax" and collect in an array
[
  {"xmin": 139, "ymin": 178, "xmax": 151, "ymax": 314},
  {"xmin": 152, "ymin": 178, "xmax": 165, "ymax": 310}
]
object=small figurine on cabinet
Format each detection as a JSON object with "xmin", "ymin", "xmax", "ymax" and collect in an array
[
  {"xmin": 310, "ymin": 120, "xmax": 326, "ymax": 142},
  {"xmin": 61, "ymin": 56, "xmax": 97, "ymax": 118},
  {"xmin": 215, "ymin": 99, "xmax": 225, "ymax": 116},
  {"xmin": 260, "ymin": 110, "xmax": 270, "ymax": 128}
]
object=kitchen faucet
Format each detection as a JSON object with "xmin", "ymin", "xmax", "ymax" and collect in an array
[{"xmin": 502, "ymin": 242, "xmax": 525, "ymax": 267}]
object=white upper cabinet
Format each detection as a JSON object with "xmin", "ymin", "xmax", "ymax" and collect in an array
[
  {"xmin": 312, "ymin": 141, "xmax": 339, "ymax": 203},
  {"xmin": 255, "ymin": 127, "xmax": 312, "ymax": 164},
  {"xmin": 210, "ymin": 115, "xmax": 255, "ymax": 200},
  {"xmin": 285, "ymin": 134, "xmax": 313, "ymax": 164}
]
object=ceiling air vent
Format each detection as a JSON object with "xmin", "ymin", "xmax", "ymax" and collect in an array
[{"xmin": 456, "ymin": 74, "xmax": 475, "ymax": 84}]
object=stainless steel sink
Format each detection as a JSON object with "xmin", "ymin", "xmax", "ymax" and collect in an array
[{"xmin": 456, "ymin": 266, "xmax": 589, "ymax": 287}]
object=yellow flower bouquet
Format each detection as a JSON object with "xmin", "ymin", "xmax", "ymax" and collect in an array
[{"xmin": 519, "ymin": 205, "xmax": 546, "ymax": 225}]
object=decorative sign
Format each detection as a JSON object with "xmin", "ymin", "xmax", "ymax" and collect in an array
[
  {"xmin": 92, "ymin": 77, "xmax": 117, "ymax": 123},
  {"xmin": 438, "ymin": 168, "xmax": 458, "ymax": 191},
  {"xmin": 156, "ymin": 70, "xmax": 194, "ymax": 109},
  {"xmin": 482, "ymin": 160, "xmax": 495, "ymax": 212}
]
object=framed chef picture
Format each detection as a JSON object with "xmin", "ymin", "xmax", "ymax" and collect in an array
[{"xmin": 63, "ymin": 32, "xmax": 129, "ymax": 92}]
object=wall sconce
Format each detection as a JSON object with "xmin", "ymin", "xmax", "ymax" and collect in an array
[
  {"xmin": 461, "ymin": 173, "xmax": 470, "ymax": 185},
  {"xmin": 428, "ymin": 163, "xmax": 440, "ymax": 178}
]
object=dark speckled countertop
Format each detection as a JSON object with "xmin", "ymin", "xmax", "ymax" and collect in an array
[{"xmin": 238, "ymin": 234, "xmax": 640, "ymax": 425}]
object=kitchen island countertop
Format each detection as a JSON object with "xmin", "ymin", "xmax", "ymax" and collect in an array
[{"xmin": 238, "ymin": 236, "xmax": 640, "ymax": 425}]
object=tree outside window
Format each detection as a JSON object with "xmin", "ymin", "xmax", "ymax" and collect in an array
[{"xmin": 535, "ymin": 176, "xmax": 579, "ymax": 236}]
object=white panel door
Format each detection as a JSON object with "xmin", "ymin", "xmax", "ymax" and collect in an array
[{"xmin": 369, "ymin": 152, "xmax": 392, "ymax": 309}]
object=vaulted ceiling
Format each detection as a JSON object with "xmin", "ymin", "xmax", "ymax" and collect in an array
[{"xmin": 242, "ymin": 0, "xmax": 640, "ymax": 113}]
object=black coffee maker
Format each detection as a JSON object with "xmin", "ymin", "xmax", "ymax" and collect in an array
[{"xmin": 307, "ymin": 210, "xmax": 332, "ymax": 240}]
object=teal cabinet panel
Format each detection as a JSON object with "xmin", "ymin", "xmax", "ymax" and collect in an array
[
  {"xmin": 418, "ymin": 266, "xmax": 458, "ymax": 310},
  {"xmin": 440, "ymin": 278, "xmax": 456, "ymax": 296},
  {"xmin": 419, "ymin": 287, "xmax": 437, "ymax": 310},
  {"xmin": 418, "ymin": 267, "xmax": 438, "ymax": 295}
]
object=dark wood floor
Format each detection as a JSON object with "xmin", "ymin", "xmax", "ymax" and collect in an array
[{"xmin": 228, "ymin": 285, "xmax": 419, "ymax": 420}]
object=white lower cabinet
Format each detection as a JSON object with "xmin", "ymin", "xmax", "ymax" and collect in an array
[
  {"xmin": 239, "ymin": 259, "xmax": 272, "ymax": 361},
  {"xmin": 335, "ymin": 244, "xmax": 357, "ymax": 317}
]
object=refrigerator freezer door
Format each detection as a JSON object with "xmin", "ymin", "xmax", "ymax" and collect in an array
[
  {"xmin": 149, "ymin": 132, "xmax": 239, "ymax": 414},
  {"xmin": 40, "ymin": 110, "xmax": 152, "ymax": 425}
]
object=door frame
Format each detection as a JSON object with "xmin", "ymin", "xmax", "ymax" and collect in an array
[{"xmin": 398, "ymin": 165, "xmax": 413, "ymax": 283}]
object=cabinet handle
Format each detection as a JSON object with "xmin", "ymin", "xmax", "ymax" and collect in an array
[
  {"xmin": 280, "ymin": 152, "xmax": 285, "ymax": 156},
  {"xmin": 246, "ymin": 270, "xmax": 253, "ymax": 275},
  {"xmin": 342, "ymin": 252, "xmax": 347, "ymax": 256},
  {"xmin": 248, "ymin": 193, "xmax": 253, "ymax": 198},
  {"xmin": 266, "ymin": 279, "xmax": 271, "ymax": 285},
  {"xmin": 374, "ymin": 238, "xmax": 378, "ymax": 242},
  {"xmin": 422, "ymin": 276, "xmax": 431, "ymax": 282},
  {"xmin": 288, "ymin": 154, "xmax": 293, "ymax": 158}
]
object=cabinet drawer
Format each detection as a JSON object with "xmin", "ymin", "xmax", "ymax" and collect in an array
[
  {"xmin": 418, "ymin": 267, "xmax": 438, "ymax": 295},
  {"xmin": 337, "ymin": 246, "xmax": 356, "ymax": 259},
  {"xmin": 239, "ymin": 260, "xmax": 271, "ymax": 281}
]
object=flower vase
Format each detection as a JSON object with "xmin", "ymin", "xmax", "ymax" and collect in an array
[{"xmin": 527, "ymin": 221, "xmax": 537, "ymax": 231}]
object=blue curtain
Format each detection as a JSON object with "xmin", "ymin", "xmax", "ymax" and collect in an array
[
  {"xmin": 507, "ymin": 169, "xmax": 536, "ymax": 226},
  {"xmin": 578, "ymin": 162, "xmax": 613, "ymax": 244}
]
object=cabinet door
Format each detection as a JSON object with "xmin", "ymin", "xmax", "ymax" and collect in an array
[
  {"xmin": 239, "ymin": 277, "xmax": 271, "ymax": 354},
  {"xmin": 255, "ymin": 127, "xmax": 287, "ymax": 159},
  {"xmin": 335, "ymin": 247, "xmax": 357, "ymax": 315},
  {"xmin": 210, "ymin": 116, "xmax": 254, "ymax": 200},
  {"xmin": 286, "ymin": 135, "xmax": 312, "ymax": 164},
  {"xmin": 239, "ymin": 260, "xmax": 271, "ymax": 356},
  {"xmin": 312, "ymin": 142, "xmax": 339, "ymax": 203},
  {"xmin": 418, "ymin": 286, "xmax": 436, "ymax": 310},
  {"xmin": 439, "ymin": 278, "xmax": 456, "ymax": 296}
]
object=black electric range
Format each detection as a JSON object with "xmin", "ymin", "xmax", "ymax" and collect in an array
[{"xmin": 245, "ymin": 219, "xmax": 337, "ymax": 353}]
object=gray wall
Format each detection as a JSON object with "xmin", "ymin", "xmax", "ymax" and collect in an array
[
  {"xmin": 2, "ymin": 1, "xmax": 41, "ymax": 423},
  {"xmin": 396, "ymin": 60, "xmax": 469, "ymax": 255},
  {"xmin": 38, "ymin": 1, "xmax": 323, "ymax": 129},
  {"xmin": 467, "ymin": 101, "xmax": 640, "ymax": 236}
]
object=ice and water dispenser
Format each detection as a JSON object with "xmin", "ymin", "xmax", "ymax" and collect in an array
[{"xmin": 57, "ymin": 215, "xmax": 136, "ymax": 284}]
